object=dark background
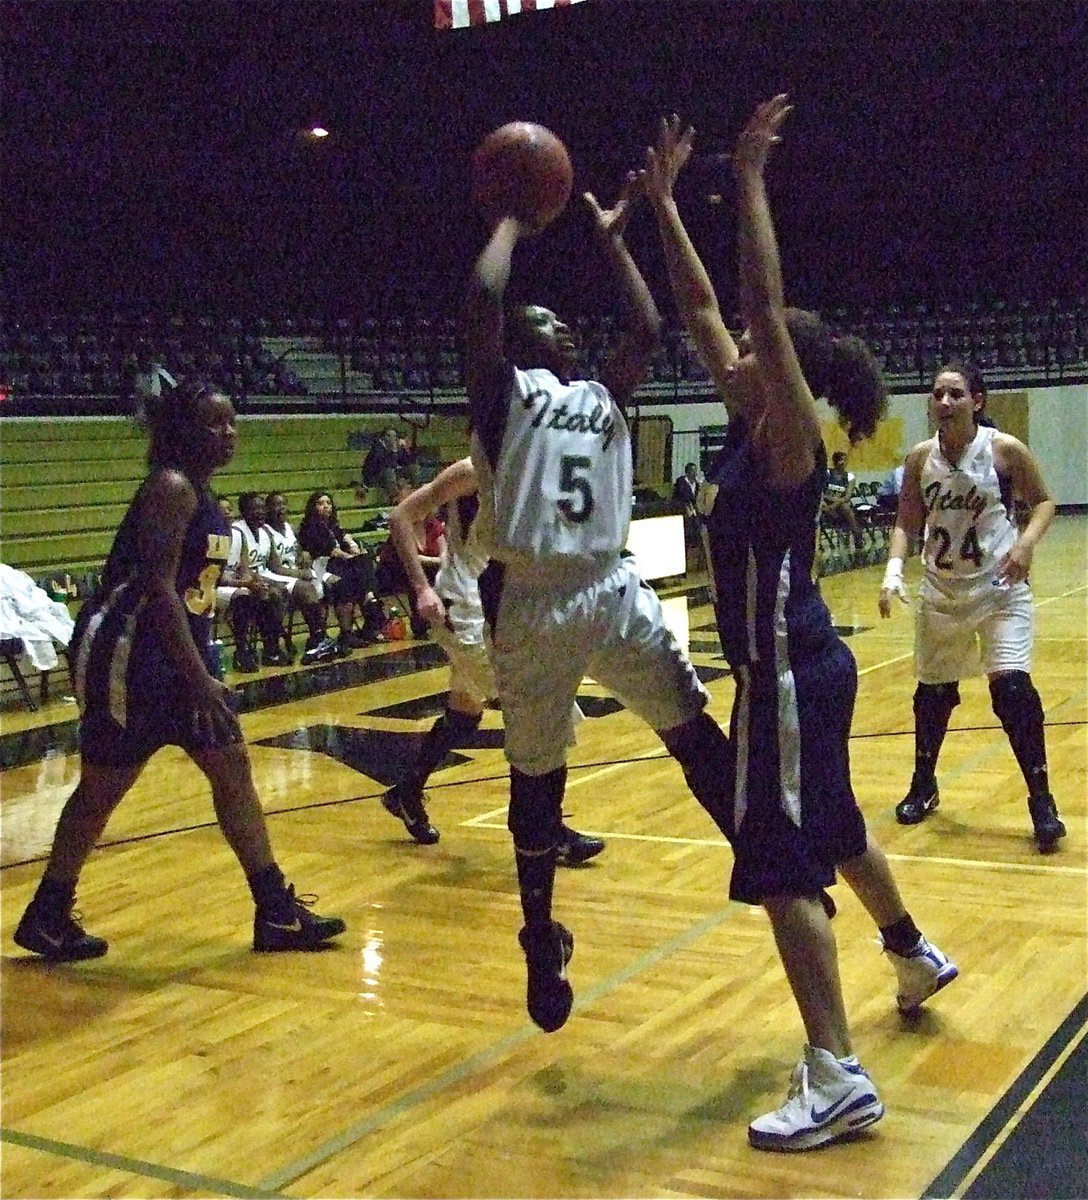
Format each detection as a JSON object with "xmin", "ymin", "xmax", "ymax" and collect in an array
[{"xmin": 3, "ymin": 0, "xmax": 1086, "ymax": 321}]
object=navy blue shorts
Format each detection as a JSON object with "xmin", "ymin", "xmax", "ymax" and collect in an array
[
  {"xmin": 727, "ymin": 640, "xmax": 868, "ymax": 905},
  {"xmin": 79, "ymin": 700, "xmax": 242, "ymax": 769}
]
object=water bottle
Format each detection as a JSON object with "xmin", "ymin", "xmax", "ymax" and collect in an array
[
  {"xmin": 206, "ymin": 640, "xmax": 225, "ymax": 680},
  {"xmin": 386, "ymin": 605, "xmax": 406, "ymax": 641}
]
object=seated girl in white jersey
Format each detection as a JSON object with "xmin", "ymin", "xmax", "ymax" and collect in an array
[
  {"xmin": 879, "ymin": 359, "xmax": 1064, "ymax": 851},
  {"xmin": 643, "ymin": 99, "xmax": 957, "ymax": 1152},
  {"xmin": 464, "ymin": 171, "xmax": 738, "ymax": 1039},
  {"xmin": 380, "ymin": 457, "xmax": 604, "ymax": 866},
  {"xmin": 13, "ymin": 375, "xmax": 345, "ymax": 962}
]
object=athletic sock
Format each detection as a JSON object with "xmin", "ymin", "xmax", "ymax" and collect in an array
[
  {"xmin": 246, "ymin": 863, "xmax": 287, "ymax": 909},
  {"xmin": 879, "ymin": 913, "xmax": 923, "ymax": 957}
]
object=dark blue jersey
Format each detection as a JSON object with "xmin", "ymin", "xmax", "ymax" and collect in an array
[
  {"xmin": 706, "ymin": 420, "xmax": 836, "ymax": 671},
  {"xmin": 73, "ymin": 478, "xmax": 231, "ymax": 726},
  {"xmin": 705, "ymin": 422, "xmax": 867, "ymax": 902}
]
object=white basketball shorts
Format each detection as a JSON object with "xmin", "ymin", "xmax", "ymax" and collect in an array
[
  {"xmin": 915, "ymin": 578, "xmax": 1034, "ymax": 683},
  {"xmin": 489, "ymin": 556, "xmax": 708, "ymax": 775}
]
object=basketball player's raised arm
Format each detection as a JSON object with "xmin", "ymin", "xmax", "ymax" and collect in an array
[
  {"xmin": 389, "ymin": 458, "xmax": 478, "ymax": 626},
  {"xmin": 585, "ymin": 176, "xmax": 662, "ymax": 411},
  {"xmin": 465, "ymin": 217, "xmax": 522, "ymax": 433},
  {"xmin": 734, "ymin": 96, "xmax": 821, "ymax": 487},
  {"xmin": 644, "ymin": 116, "xmax": 739, "ymax": 395}
]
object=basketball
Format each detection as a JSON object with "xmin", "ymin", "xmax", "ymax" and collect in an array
[{"xmin": 471, "ymin": 121, "xmax": 573, "ymax": 231}]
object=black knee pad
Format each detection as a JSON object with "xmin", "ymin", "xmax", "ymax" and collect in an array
[
  {"xmin": 989, "ymin": 671, "xmax": 1043, "ymax": 729},
  {"xmin": 913, "ymin": 682, "xmax": 960, "ymax": 724},
  {"xmin": 444, "ymin": 708, "xmax": 482, "ymax": 743},
  {"xmin": 508, "ymin": 766, "xmax": 565, "ymax": 851}
]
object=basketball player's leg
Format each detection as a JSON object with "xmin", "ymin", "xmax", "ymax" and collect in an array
[
  {"xmin": 980, "ymin": 590, "xmax": 1065, "ymax": 849},
  {"xmin": 587, "ymin": 563, "xmax": 734, "ymax": 839},
  {"xmin": 837, "ymin": 832, "xmax": 958, "ymax": 1011},
  {"xmin": 901, "ymin": 596, "xmax": 976, "ymax": 823},
  {"xmin": 383, "ymin": 625, "xmax": 488, "ymax": 844},
  {"xmin": 749, "ymin": 891, "xmax": 885, "ymax": 1152},
  {"xmin": 793, "ymin": 642, "xmax": 958, "ymax": 1015},
  {"xmin": 489, "ymin": 587, "xmax": 587, "ymax": 1032},
  {"xmin": 897, "ymin": 681, "xmax": 960, "ymax": 823},
  {"xmin": 733, "ymin": 765, "xmax": 883, "ymax": 1151},
  {"xmin": 14, "ymin": 716, "xmax": 149, "ymax": 961},
  {"xmin": 187, "ymin": 737, "xmax": 346, "ymax": 950}
]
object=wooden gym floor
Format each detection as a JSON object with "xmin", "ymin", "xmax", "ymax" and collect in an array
[{"xmin": 1, "ymin": 515, "xmax": 1085, "ymax": 1199}]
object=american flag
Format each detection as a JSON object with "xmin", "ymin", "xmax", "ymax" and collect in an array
[{"xmin": 435, "ymin": 0, "xmax": 588, "ymax": 31}]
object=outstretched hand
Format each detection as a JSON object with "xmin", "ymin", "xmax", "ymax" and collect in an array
[
  {"xmin": 733, "ymin": 93, "xmax": 793, "ymax": 177},
  {"xmin": 583, "ymin": 170, "xmax": 643, "ymax": 243},
  {"xmin": 642, "ymin": 114, "xmax": 695, "ymax": 206}
]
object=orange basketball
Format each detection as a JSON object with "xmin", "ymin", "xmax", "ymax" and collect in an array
[{"xmin": 471, "ymin": 121, "xmax": 573, "ymax": 231}]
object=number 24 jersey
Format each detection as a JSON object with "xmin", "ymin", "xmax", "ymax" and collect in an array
[{"xmin": 920, "ymin": 425, "xmax": 1017, "ymax": 598}]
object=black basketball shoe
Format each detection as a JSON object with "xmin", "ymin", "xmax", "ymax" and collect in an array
[{"xmin": 518, "ymin": 921, "xmax": 575, "ymax": 1032}]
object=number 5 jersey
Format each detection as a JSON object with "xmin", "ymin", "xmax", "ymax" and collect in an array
[{"xmin": 470, "ymin": 366, "xmax": 632, "ymax": 568}]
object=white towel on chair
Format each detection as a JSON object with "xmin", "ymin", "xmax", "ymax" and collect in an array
[{"xmin": 0, "ymin": 564, "xmax": 75, "ymax": 670}]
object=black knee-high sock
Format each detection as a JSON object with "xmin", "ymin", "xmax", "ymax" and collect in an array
[
  {"xmin": 231, "ymin": 598, "xmax": 255, "ymax": 653},
  {"xmin": 302, "ymin": 602, "xmax": 325, "ymax": 641},
  {"xmin": 257, "ymin": 598, "xmax": 285, "ymax": 651},
  {"xmin": 508, "ymin": 766, "xmax": 565, "ymax": 930},
  {"xmin": 32, "ymin": 876, "xmax": 77, "ymax": 911},
  {"xmin": 990, "ymin": 672, "xmax": 1050, "ymax": 798},
  {"xmin": 660, "ymin": 712, "xmax": 736, "ymax": 841},
  {"xmin": 403, "ymin": 708, "xmax": 482, "ymax": 794},
  {"xmin": 913, "ymin": 683, "xmax": 960, "ymax": 786}
]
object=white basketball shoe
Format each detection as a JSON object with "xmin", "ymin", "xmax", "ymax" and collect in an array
[
  {"xmin": 749, "ymin": 1044, "xmax": 884, "ymax": 1152},
  {"xmin": 884, "ymin": 934, "xmax": 959, "ymax": 1014}
]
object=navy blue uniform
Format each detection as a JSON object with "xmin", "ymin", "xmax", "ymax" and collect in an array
[
  {"xmin": 71, "ymin": 478, "xmax": 236, "ymax": 766},
  {"xmin": 706, "ymin": 421, "xmax": 867, "ymax": 904}
]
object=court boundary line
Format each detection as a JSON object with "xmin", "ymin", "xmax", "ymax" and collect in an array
[
  {"xmin": 921, "ymin": 994, "xmax": 1088, "ymax": 1200},
  {"xmin": 0, "ymin": 1127, "xmax": 281, "ymax": 1199}
]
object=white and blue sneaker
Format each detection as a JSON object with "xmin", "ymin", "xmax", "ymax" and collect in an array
[
  {"xmin": 749, "ymin": 1044, "xmax": 884, "ymax": 1152},
  {"xmin": 884, "ymin": 934, "xmax": 958, "ymax": 1014}
]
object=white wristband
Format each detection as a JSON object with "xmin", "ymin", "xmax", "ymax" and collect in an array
[{"xmin": 882, "ymin": 557, "xmax": 904, "ymax": 591}]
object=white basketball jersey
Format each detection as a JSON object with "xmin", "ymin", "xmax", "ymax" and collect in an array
[
  {"xmin": 229, "ymin": 520, "xmax": 274, "ymax": 574},
  {"xmin": 264, "ymin": 521, "xmax": 299, "ymax": 571},
  {"xmin": 471, "ymin": 367, "xmax": 632, "ymax": 566},
  {"xmin": 919, "ymin": 426, "xmax": 1017, "ymax": 595},
  {"xmin": 436, "ymin": 495, "xmax": 488, "ymax": 612}
]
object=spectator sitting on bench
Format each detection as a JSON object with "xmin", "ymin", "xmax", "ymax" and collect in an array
[
  {"xmin": 297, "ymin": 490, "xmax": 385, "ymax": 654},
  {"xmin": 222, "ymin": 492, "xmax": 292, "ymax": 670},
  {"xmin": 262, "ymin": 492, "xmax": 338, "ymax": 665},
  {"xmin": 362, "ymin": 427, "xmax": 421, "ymax": 503},
  {"xmin": 821, "ymin": 450, "xmax": 865, "ymax": 551}
]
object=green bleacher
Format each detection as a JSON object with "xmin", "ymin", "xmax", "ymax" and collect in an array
[{"xmin": 2, "ymin": 413, "xmax": 470, "ymax": 582}]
